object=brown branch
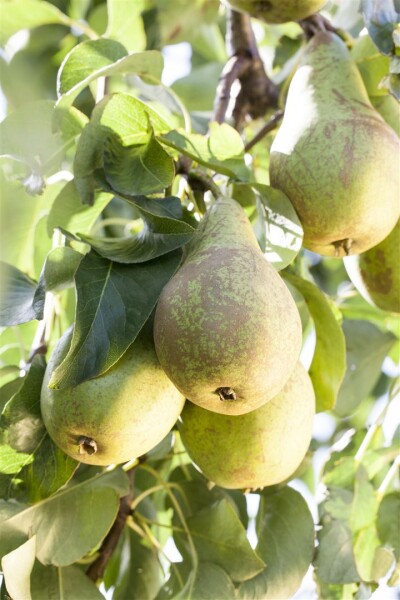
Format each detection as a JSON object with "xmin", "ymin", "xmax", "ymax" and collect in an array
[
  {"xmin": 86, "ymin": 466, "xmax": 138, "ymax": 582},
  {"xmin": 298, "ymin": 13, "xmax": 337, "ymax": 39},
  {"xmin": 213, "ymin": 55, "xmax": 250, "ymax": 124},
  {"xmin": 244, "ymin": 109, "xmax": 284, "ymax": 153},
  {"xmin": 213, "ymin": 8, "xmax": 278, "ymax": 130}
]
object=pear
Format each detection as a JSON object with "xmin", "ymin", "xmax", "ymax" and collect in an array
[
  {"xmin": 40, "ymin": 328, "xmax": 185, "ymax": 465},
  {"xmin": 269, "ymin": 32, "xmax": 400, "ymax": 257},
  {"xmin": 221, "ymin": 0, "xmax": 326, "ymax": 23},
  {"xmin": 344, "ymin": 219, "xmax": 400, "ymax": 314},
  {"xmin": 153, "ymin": 198, "xmax": 302, "ymax": 416},
  {"xmin": 179, "ymin": 362, "xmax": 315, "ymax": 490}
]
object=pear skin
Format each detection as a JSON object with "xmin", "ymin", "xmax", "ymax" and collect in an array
[
  {"xmin": 269, "ymin": 32, "xmax": 400, "ymax": 257},
  {"xmin": 153, "ymin": 198, "xmax": 302, "ymax": 416},
  {"xmin": 344, "ymin": 219, "xmax": 400, "ymax": 314},
  {"xmin": 179, "ymin": 362, "xmax": 315, "ymax": 490},
  {"xmin": 41, "ymin": 329, "xmax": 185, "ymax": 465},
  {"xmin": 222, "ymin": 0, "xmax": 326, "ymax": 23}
]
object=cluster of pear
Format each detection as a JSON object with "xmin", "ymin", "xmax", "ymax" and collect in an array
[
  {"xmin": 223, "ymin": 2, "xmax": 399, "ymax": 312},
  {"xmin": 153, "ymin": 198, "xmax": 315, "ymax": 490},
  {"xmin": 40, "ymin": 199, "xmax": 314, "ymax": 490}
]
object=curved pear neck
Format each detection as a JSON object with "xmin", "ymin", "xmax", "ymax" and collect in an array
[
  {"xmin": 184, "ymin": 198, "xmax": 260, "ymax": 261},
  {"xmin": 299, "ymin": 31, "xmax": 373, "ymax": 111}
]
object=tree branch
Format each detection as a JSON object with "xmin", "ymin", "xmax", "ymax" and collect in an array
[
  {"xmin": 298, "ymin": 13, "xmax": 337, "ymax": 39},
  {"xmin": 244, "ymin": 109, "xmax": 284, "ymax": 153},
  {"xmin": 86, "ymin": 466, "xmax": 137, "ymax": 583},
  {"xmin": 213, "ymin": 8, "xmax": 278, "ymax": 130}
]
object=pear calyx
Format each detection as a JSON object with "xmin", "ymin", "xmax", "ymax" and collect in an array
[
  {"xmin": 215, "ymin": 387, "xmax": 237, "ymax": 401},
  {"xmin": 78, "ymin": 436, "xmax": 98, "ymax": 456}
]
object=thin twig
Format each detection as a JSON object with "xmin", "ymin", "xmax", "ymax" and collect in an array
[
  {"xmin": 86, "ymin": 467, "xmax": 137, "ymax": 582},
  {"xmin": 244, "ymin": 109, "xmax": 284, "ymax": 153}
]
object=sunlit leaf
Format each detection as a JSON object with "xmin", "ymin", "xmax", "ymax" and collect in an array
[
  {"xmin": 103, "ymin": 130, "xmax": 174, "ymax": 196},
  {"xmin": 74, "ymin": 94, "xmax": 171, "ymax": 204},
  {"xmin": 57, "ymin": 39, "xmax": 163, "ymax": 109},
  {"xmin": 160, "ymin": 122, "xmax": 250, "ymax": 181},
  {"xmin": 283, "ymin": 273, "xmax": 346, "ymax": 411},
  {"xmin": 105, "ymin": 0, "xmax": 146, "ymax": 52},
  {"xmin": 1, "ymin": 536, "xmax": 36, "ymax": 599},
  {"xmin": 0, "ymin": 0, "xmax": 68, "ymax": 45}
]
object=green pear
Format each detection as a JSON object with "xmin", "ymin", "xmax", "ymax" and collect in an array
[
  {"xmin": 153, "ymin": 198, "xmax": 302, "ymax": 416},
  {"xmin": 179, "ymin": 362, "xmax": 315, "ymax": 490},
  {"xmin": 344, "ymin": 219, "xmax": 400, "ymax": 314},
  {"xmin": 269, "ymin": 32, "xmax": 400, "ymax": 257},
  {"xmin": 41, "ymin": 328, "xmax": 185, "ymax": 466},
  {"xmin": 221, "ymin": 0, "xmax": 326, "ymax": 23}
]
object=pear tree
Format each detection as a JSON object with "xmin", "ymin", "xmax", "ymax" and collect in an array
[{"xmin": 0, "ymin": 1, "xmax": 399, "ymax": 599}]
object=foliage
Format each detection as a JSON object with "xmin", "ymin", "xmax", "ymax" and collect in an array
[{"xmin": 0, "ymin": 0, "xmax": 399, "ymax": 598}]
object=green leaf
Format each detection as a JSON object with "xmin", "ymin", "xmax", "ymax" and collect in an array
[
  {"xmin": 361, "ymin": 0, "xmax": 398, "ymax": 55},
  {"xmin": 39, "ymin": 247, "xmax": 83, "ymax": 292},
  {"xmin": 47, "ymin": 181, "xmax": 112, "ymax": 236},
  {"xmin": 0, "ymin": 175, "xmax": 61, "ymax": 279},
  {"xmin": 283, "ymin": 274, "xmax": 346, "ymax": 411},
  {"xmin": 187, "ymin": 499, "xmax": 265, "ymax": 582},
  {"xmin": 57, "ymin": 40, "xmax": 163, "ymax": 110},
  {"xmin": 314, "ymin": 519, "xmax": 360, "ymax": 584},
  {"xmin": 112, "ymin": 529, "xmax": 163, "ymax": 600},
  {"xmin": 371, "ymin": 546, "xmax": 396, "ymax": 582},
  {"xmin": 103, "ymin": 130, "xmax": 175, "ymax": 197},
  {"xmin": 31, "ymin": 562, "xmax": 104, "ymax": 600},
  {"xmin": 232, "ymin": 183, "xmax": 303, "ymax": 270},
  {"xmin": 1, "ymin": 536, "xmax": 36, "ymax": 600},
  {"xmin": 105, "ymin": 0, "xmax": 146, "ymax": 52},
  {"xmin": 377, "ymin": 492, "xmax": 400, "ymax": 558},
  {"xmin": 74, "ymin": 94, "xmax": 171, "ymax": 204},
  {"xmin": 0, "ymin": 468, "xmax": 129, "ymax": 566},
  {"xmin": 160, "ymin": 122, "xmax": 250, "ymax": 181},
  {"xmin": 172, "ymin": 63, "xmax": 224, "ymax": 112},
  {"xmin": 58, "ymin": 39, "xmax": 128, "ymax": 95},
  {"xmin": 239, "ymin": 487, "xmax": 315, "ymax": 599},
  {"xmin": 350, "ymin": 470, "xmax": 378, "ymax": 533},
  {"xmin": 174, "ymin": 562, "xmax": 236, "ymax": 600},
  {"xmin": 0, "ymin": 262, "xmax": 44, "ymax": 326},
  {"xmin": 49, "ymin": 249, "xmax": 182, "ymax": 388},
  {"xmin": 80, "ymin": 196, "xmax": 195, "ymax": 263},
  {"xmin": 0, "ymin": 445, "xmax": 33, "ymax": 475},
  {"xmin": 0, "ymin": 0, "xmax": 69, "ymax": 45},
  {"xmin": 353, "ymin": 526, "xmax": 381, "ymax": 582},
  {"xmin": 1, "ymin": 355, "xmax": 78, "ymax": 502},
  {"xmin": 335, "ymin": 320, "xmax": 396, "ymax": 417}
]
